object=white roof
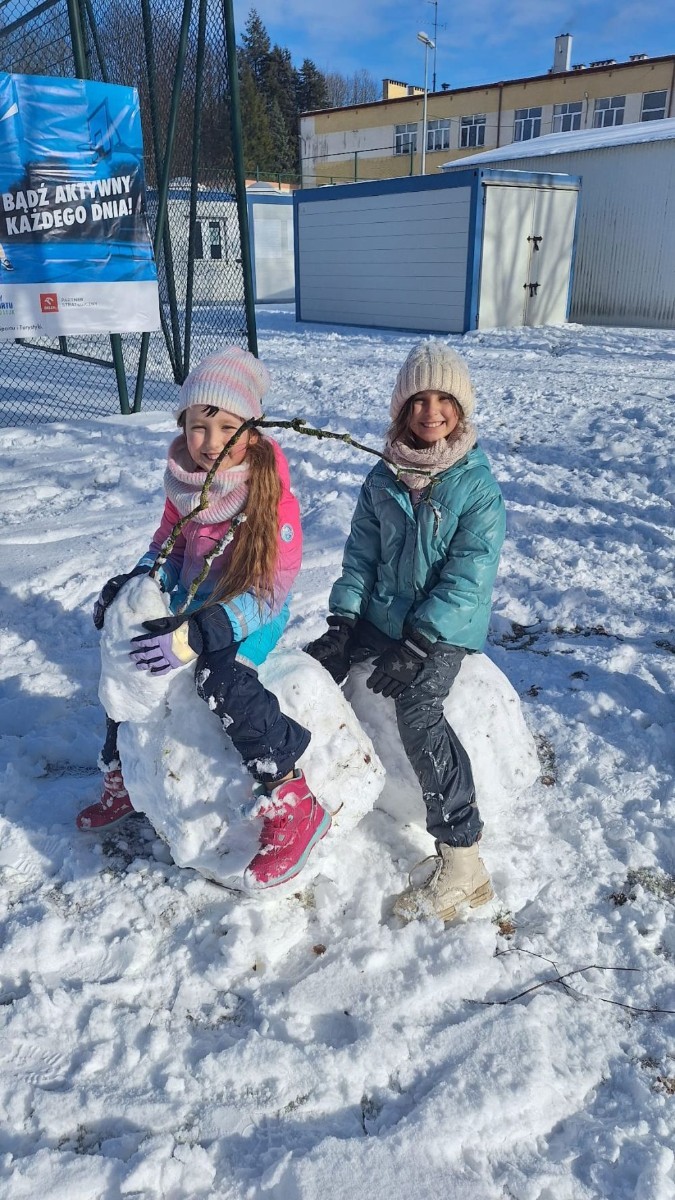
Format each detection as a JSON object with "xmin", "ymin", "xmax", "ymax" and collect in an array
[{"xmin": 440, "ymin": 116, "xmax": 675, "ymax": 169}]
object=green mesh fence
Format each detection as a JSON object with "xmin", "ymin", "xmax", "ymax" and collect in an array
[{"xmin": 0, "ymin": 0, "xmax": 251, "ymax": 426}]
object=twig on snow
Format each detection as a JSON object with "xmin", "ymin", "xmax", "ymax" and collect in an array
[{"xmin": 473, "ymin": 947, "xmax": 674, "ymax": 1015}]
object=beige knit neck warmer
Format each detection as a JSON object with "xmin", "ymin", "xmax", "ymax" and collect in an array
[
  {"xmin": 383, "ymin": 421, "xmax": 477, "ymax": 491},
  {"xmin": 164, "ymin": 434, "xmax": 250, "ymax": 524}
]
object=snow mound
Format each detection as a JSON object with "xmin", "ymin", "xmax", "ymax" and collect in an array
[
  {"xmin": 98, "ymin": 574, "xmax": 179, "ymax": 722},
  {"xmin": 101, "ymin": 578, "xmax": 538, "ymax": 890},
  {"xmin": 117, "ymin": 649, "xmax": 386, "ymax": 887},
  {"xmin": 345, "ymin": 652, "xmax": 539, "ymax": 829}
]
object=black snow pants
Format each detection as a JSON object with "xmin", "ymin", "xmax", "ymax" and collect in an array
[
  {"xmin": 101, "ymin": 645, "xmax": 310, "ymax": 785},
  {"xmin": 347, "ymin": 621, "xmax": 483, "ymax": 848}
]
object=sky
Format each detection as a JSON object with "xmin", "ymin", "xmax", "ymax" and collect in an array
[{"xmin": 233, "ymin": 0, "xmax": 674, "ymax": 94}]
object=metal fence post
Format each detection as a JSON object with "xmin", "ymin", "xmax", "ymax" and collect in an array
[
  {"xmin": 223, "ymin": 0, "xmax": 258, "ymax": 357},
  {"xmin": 139, "ymin": 0, "xmax": 180, "ymax": 381},
  {"xmin": 133, "ymin": 0, "xmax": 194, "ymax": 411},
  {"xmin": 66, "ymin": 0, "xmax": 131, "ymax": 414},
  {"xmin": 183, "ymin": 0, "xmax": 207, "ymax": 377}
]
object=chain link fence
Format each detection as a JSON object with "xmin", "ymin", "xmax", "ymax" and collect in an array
[{"xmin": 0, "ymin": 0, "xmax": 253, "ymax": 426}]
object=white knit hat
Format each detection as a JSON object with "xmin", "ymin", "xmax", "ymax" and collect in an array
[
  {"xmin": 390, "ymin": 340, "xmax": 475, "ymax": 420},
  {"xmin": 176, "ymin": 347, "xmax": 271, "ymax": 421}
]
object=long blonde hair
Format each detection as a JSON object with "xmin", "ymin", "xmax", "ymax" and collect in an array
[
  {"xmin": 178, "ymin": 412, "xmax": 282, "ymax": 608},
  {"xmin": 211, "ymin": 435, "xmax": 281, "ymax": 607}
]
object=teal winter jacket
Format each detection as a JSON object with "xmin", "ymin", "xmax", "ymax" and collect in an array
[{"xmin": 329, "ymin": 445, "xmax": 505, "ymax": 650}]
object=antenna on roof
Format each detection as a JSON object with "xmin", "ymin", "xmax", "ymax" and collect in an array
[{"xmin": 427, "ymin": 0, "xmax": 447, "ymax": 91}]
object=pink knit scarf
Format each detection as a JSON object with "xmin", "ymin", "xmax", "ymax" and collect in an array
[
  {"xmin": 164, "ymin": 435, "xmax": 250, "ymax": 524},
  {"xmin": 383, "ymin": 421, "xmax": 477, "ymax": 491}
]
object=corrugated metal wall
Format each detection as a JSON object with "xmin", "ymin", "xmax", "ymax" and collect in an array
[
  {"xmin": 296, "ymin": 186, "xmax": 473, "ymax": 331},
  {"xmin": 458, "ymin": 142, "xmax": 675, "ymax": 329}
]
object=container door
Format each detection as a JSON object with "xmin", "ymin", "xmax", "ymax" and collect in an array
[
  {"xmin": 478, "ymin": 184, "xmax": 534, "ymax": 329},
  {"xmin": 523, "ymin": 188, "xmax": 578, "ymax": 326}
]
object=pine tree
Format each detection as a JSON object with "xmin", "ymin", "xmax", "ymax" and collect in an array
[
  {"xmin": 239, "ymin": 63, "xmax": 275, "ymax": 175},
  {"xmin": 266, "ymin": 45, "xmax": 300, "ymax": 171},
  {"xmin": 240, "ymin": 8, "xmax": 271, "ymax": 89},
  {"xmin": 296, "ymin": 59, "xmax": 328, "ymax": 114},
  {"xmin": 267, "ymin": 97, "xmax": 295, "ymax": 174}
]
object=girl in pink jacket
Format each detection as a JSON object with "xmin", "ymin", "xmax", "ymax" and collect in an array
[{"xmin": 76, "ymin": 348, "xmax": 330, "ymax": 890}]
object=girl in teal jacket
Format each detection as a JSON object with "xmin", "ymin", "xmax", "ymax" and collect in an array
[{"xmin": 307, "ymin": 340, "xmax": 506, "ymax": 925}]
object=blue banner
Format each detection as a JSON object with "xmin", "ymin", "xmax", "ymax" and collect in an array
[{"xmin": 0, "ymin": 72, "xmax": 160, "ymax": 337}]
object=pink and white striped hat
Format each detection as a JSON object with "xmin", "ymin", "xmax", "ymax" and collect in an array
[{"xmin": 176, "ymin": 346, "xmax": 271, "ymax": 421}]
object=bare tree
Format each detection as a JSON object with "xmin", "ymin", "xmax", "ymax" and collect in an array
[{"xmin": 324, "ymin": 68, "xmax": 379, "ymax": 108}]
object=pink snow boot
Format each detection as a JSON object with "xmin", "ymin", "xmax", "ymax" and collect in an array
[
  {"xmin": 76, "ymin": 769, "xmax": 135, "ymax": 830},
  {"xmin": 244, "ymin": 770, "xmax": 331, "ymax": 889}
]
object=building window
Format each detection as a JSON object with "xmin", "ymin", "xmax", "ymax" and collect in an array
[
  {"xmin": 194, "ymin": 218, "xmax": 226, "ymax": 261},
  {"xmin": 427, "ymin": 118, "xmax": 450, "ymax": 151},
  {"xmin": 641, "ymin": 90, "xmax": 667, "ymax": 121},
  {"xmin": 460, "ymin": 114, "xmax": 486, "ymax": 148},
  {"xmin": 552, "ymin": 101, "xmax": 582, "ymax": 133},
  {"xmin": 514, "ymin": 106, "xmax": 542, "ymax": 141},
  {"xmin": 593, "ymin": 95, "xmax": 625, "ymax": 128},
  {"xmin": 394, "ymin": 123, "xmax": 418, "ymax": 155}
]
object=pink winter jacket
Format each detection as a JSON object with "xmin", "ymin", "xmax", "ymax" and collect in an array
[{"xmin": 137, "ymin": 438, "xmax": 302, "ymax": 651}]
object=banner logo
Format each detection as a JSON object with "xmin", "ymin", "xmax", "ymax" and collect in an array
[{"xmin": 40, "ymin": 292, "xmax": 58, "ymax": 312}]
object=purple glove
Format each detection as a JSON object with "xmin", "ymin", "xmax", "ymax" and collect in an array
[
  {"xmin": 130, "ymin": 607, "xmax": 235, "ymax": 675},
  {"xmin": 129, "ymin": 614, "xmax": 195, "ymax": 676}
]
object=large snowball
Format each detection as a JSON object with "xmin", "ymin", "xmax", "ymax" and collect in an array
[
  {"xmin": 101, "ymin": 581, "xmax": 538, "ymax": 890},
  {"xmin": 118, "ymin": 650, "xmax": 386, "ymax": 887},
  {"xmin": 98, "ymin": 574, "xmax": 181, "ymax": 723},
  {"xmin": 344, "ymin": 654, "xmax": 540, "ymax": 830}
]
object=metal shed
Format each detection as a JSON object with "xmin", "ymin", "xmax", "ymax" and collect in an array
[
  {"xmin": 442, "ymin": 120, "xmax": 675, "ymax": 329},
  {"xmin": 293, "ymin": 168, "xmax": 580, "ymax": 333}
]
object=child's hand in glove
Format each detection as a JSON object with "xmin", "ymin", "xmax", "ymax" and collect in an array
[
  {"xmin": 129, "ymin": 606, "xmax": 235, "ymax": 675},
  {"xmin": 366, "ymin": 633, "xmax": 431, "ymax": 699}
]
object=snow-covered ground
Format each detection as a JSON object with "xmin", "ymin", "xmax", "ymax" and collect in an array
[{"xmin": 1, "ymin": 309, "xmax": 674, "ymax": 1199}]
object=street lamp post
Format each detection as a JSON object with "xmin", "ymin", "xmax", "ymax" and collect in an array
[{"xmin": 417, "ymin": 30, "xmax": 435, "ymax": 176}]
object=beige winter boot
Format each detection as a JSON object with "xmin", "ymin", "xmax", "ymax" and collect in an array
[{"xmin": 393, "ymin": 842, "xmax": 493, "ymax": 924}]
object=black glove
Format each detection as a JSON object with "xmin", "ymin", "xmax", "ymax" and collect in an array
[
  {"xmin": 93, "ymin": 564, "xmax": 151, "ymax": 630},
  {"xmin": 305, "ymin": 615, "xmax": 356, "ymax": 684},
  {"xmin": 137, "ymin": 604, "xmax": 235, "ymax": 656},
  {"xmin": 366, "ymin": 632, "xmax": 432, "ymax": 699}
]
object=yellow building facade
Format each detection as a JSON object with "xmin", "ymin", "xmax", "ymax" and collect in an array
[{"xmin": 299, "ymin": 50, "xmax": 675, "ymax": 187}]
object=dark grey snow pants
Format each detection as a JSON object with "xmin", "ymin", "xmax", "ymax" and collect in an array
[{"xmin": 350, "ymin": 621, "xmax": 483, "ymax": 848}]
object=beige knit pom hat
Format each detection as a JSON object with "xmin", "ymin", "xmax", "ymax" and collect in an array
[
  {"xmin": 176, "ymin": 346, "xmax": 271, "ymax": 421},
  {"xmin": 390, "ymin": 339, "xmax": 475, "ymax": 420}
]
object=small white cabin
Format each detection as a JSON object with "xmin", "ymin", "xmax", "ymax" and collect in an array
[{"xmin": 158, "ymin": 185, "xmax": 295, "ymax": 305}]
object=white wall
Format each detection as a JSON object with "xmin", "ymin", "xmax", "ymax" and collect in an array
[
  {"xmin": 297, "ymin": 185, "xmax": 472, "ymax": 331},
  {"xmin": 250, "ymin": 202, "xmax": 294, "ymax": 302},
  {"xmin": 454, "ymin": 142, "xmax": 675, "ymax": 327}
]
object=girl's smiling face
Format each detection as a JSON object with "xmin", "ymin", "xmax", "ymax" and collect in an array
[
  {"xmin": 407, "ymin": 390, "xmax": 460, "ymax": 445},
  {"xmin": 184, "ymin": 406, "xmax": 256, "ymax": 471}
]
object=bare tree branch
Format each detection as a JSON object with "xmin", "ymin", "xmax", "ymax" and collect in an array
[{"xmin": 149, "ymin": 413, "xmax": 436, "ymax": 588}]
